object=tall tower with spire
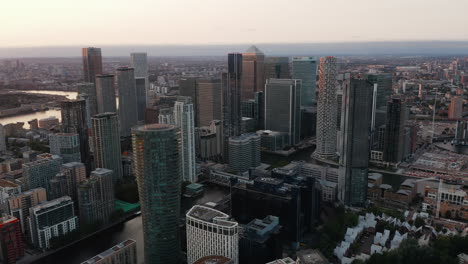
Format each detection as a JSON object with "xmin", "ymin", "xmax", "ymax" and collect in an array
[{"xmin": 241, "ymin": 45, "xmax": 265, "ymax": 100}]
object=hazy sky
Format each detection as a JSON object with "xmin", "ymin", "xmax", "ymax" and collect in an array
[{"xmin": 2, "ymin": 0, "xmax": 468, "ymax": 47}]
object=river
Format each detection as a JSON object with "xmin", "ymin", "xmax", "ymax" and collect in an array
[
  {"xmin": 35, "ymin": 185, "xmax": 229, "ymax": 264},
  {"xmin": 0, "ymin": 90, "xmax": 78, "ymax": 129}
]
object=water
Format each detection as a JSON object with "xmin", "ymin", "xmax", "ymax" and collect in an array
[
  {"xmin": 0, "ymin": 91, "xmax": 78, "ymax": 129},
  {"xmin": 36, "ymin": 185, "xmax": 229, "ymax": 264}
]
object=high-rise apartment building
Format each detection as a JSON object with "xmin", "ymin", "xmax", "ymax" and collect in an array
[
  {"xmin": 264, "ymin": 79, "xmax": 301, "ymax": 146},
  {"xmin": 264, "ymin": 57, "xmax": 290, "ymax": 79},
  {"xmin": 117, "ymin": 67, "xmax": 138, "ymax": 137},
  {"xmin": 81, "ymin": 239, "xmax": 137, "ymax": 264},
  {"xmin": 77, "ymin": 82, "xmax": 98, "ymax": 119},
  {"xmin": 241, "ymin": 46, "xmax": 265, "ymax": 100},
  {"xmin": 7, "ymin": 188, "xmax": 47, "ymax": 235},
  {"xmin": 82, "ymin": 47, "xmax": 103, "ymax": 83},
  {"xmin": 95, "ymin": 74, "xmax": 117, "ymax": 114},
  {"xmin": 0, "ymin": 215, "xmax": 24, "ymax": 264},
  {"xmin": 61, "ymin": 100, "xmax": 89, "ymax": 166},
  {"xmin": 77, "ymin": 168, "xmax": 115, "ymax": 225},
  {"xmin": 339, "ymin": 79, "xmax": 374, "ymax": 206},
  {"xmin": 92, "ymin": 113, "xmax": 123, "ymax": 182},
  {"xmin": 186, "ymin": 205, "xmax": 239, "ymax": 264},
  {"xmin": 132, "ymin": 124, "xmax": 181, "ymax": 264},
  {"xmin": 314, "ymin": 57, "xmax": 338, "ymax": 159},
  {"xmin": 23, "ymin": 154, "xmax": 62, "ymax": 192},
  {"xmin": 49, "ymin": 162, "xmax": 86, "ymax": 202},
  {"xmin": 131, "ymin": 52, "xmax": 149, "ymax": 106},
  {"xmin": 49, "ymin": 133, "xmax": 81, "ymax": 163},
  {"xmin": 135, "ymin": 77, "xmax": 147, "ymax": 121},
  {"xmin": 448, "ymin": 96, "xmax": 463, "ymax": 119},
  {"xmin": 174, "ymin": 97, "xmax": 197, "ymax": 182},
  {"xmin": 28, "ymin": 196, "xmax": 78, "ymax": 250},
  {"xmin": 292, "ymin": 57, "xmax": 317, "ymax": 107},
  {"xmin": 228, "ymin": 133, "xmax": 261, "ymax": 174},
  {"xmin": 383, "ymin": 98, "xmax": 407, "ymax": 163}
]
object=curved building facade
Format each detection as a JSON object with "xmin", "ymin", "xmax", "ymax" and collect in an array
[
  {"xmin": 132, "ymin": 124, "xmax": 181, "ymax": 264},
  {"xmin": 314, "ymin": 56, "xmax": 338, "ymax": 159},
  {"xmin": 186, "ymin": 205, "xmax": 239, "ymax": 264}
]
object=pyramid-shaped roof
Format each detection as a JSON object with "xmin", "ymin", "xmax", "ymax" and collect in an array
[{"xmin": 245, "ymin": 45, "xmax": 264, "ymax": 54}]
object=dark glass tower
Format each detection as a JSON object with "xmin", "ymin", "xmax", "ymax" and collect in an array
[
  {"xmin": 339, "ymin": 78, "xmax": 374, "ymax": 206},
  {"xmin": 132, "ymin": 124, "xmax": 181, "ymax": 264},
  {"xmin": 82, "ymin": 47, "xmax": 103, "ymax": 83},
  {"xmin": 222, "ymin": 53, "xmax": 242, "ymax": 160},
  {"xmin": 60, "ymin": 100, "xmax": 89, "ymax": 169},
  {"xmin": 383, "ymin": 98, "xmax": 407, "ymax": 163}
]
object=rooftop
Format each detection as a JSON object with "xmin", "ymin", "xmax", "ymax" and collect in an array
[
  {"xmin": 132, "ymin": 123, "xmax": 175, "ymax": 132},
  {"xmin": 187, "ymin": 205, "xmax": 237, "ymax": 227},
  {"xmin": 81, "ymin": 239, "xmax": 136, "ymax": 264},
  {"xmin": 193, "ymin": 256, "xmax": 233, "ymax": 264},
  {"xmin": 244, "ymin": 45, "xmax": 264, "ymax": 54},
  {"xmin": 297, "ymin": 249, "xmax": 329, "ymax": 264}
]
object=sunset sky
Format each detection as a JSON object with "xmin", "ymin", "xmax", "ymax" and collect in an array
[{"xmin": 2, "ymin": 0, "xmax": 468, "ymax": 47}]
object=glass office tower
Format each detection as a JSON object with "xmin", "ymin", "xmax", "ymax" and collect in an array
[{"xmin": 132, "ymin": 124, "xmax": 181, "ymax": 264}]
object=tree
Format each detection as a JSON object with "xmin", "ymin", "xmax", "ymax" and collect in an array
[{"xmin": 414, "ymin": 217, "xmax": 425, "ymax": 228}]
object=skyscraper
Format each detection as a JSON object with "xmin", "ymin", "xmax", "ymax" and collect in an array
[
  {"xmin": 96, "ymin": 74, "xmax": 117, "ymax": 114},
  {"xmin": 77, "ymin": 168, "xmax": 115, "ymax": 225},
  {"xmin": 0, "ymin": 215, "xmax": 24, "ymax": 264},
  {"xmin": 198, "ymin": 78, "xmax": 222, "ymax": 126},
  {"xmin": 82, "ymin": 47, "xmax": 103, "ymax": 83},
  {"xmin": 49, "ymin": 162, "xmax": 86, "ymax": 202},
  {"xmin": 365, "ymin": 73, "xmax": 393, "ymax": 110},
  {"xmin": 117, "ymin": 67, "xmax": 138, "ymax": 137},
  {"xmin": 136, "ymin": 77, "xmax": 147, "ymax": 121},
  {"xmin": 264, "ymin": 79, "xmax": 301, "ymax": 146},
  {"xmin": 174, "ymin": 97, "xmax": 196, "ymax": 182},
  {"xmin": 49, "ymin": 133, "xmax": 81, "ymax": 163},
  {"xmin": 223, "ymin": 53, "xmax": 243, "ymax": 160},
  {"xmin": 130, "ymin": 52, "xmax": 149, "ymax": 106},
  {"xmin": 186, "ymin": 205, "xmax": 239, "ymax": 264},
  {"xmin": 222, "ymin": 53, "xmax": 242, "ymax": 137},
  {"xmin": 77, "ymin": 82, "xmax": 98, "ymax": 119},
  {"xmin": 132, "ymin": 124, "xmax": 181, "ymax": 264},
  {"xmin": 339, "ymin": 78, "xmax": 374, "ymax": 206},
  {"xmin": 61, "ymin": 99, "xmax": 89, "ymax": 166},
  {"xmin": 92, "ymin": 113, "xmax": 123, "ymax": 182},
  {"xmin": 264, "ymin": 57, "xmax": 290, "ymax": 79},
  {"xmin": 292, "ymin": 56, "xmax": 317, "ymax": 107},
  {"xmin": 314, "ymin": 57, "xmax": 338, "ymax": 159},
  {"xmin": 241, "ymin": 46, "xmax": 265, "ymax": 100},
  {"xmin": 228, "ymin": 133, "xmax": 261, "ymax": 174},
  {"xmin": 383, "ymin": 98, "xmax": 407, "ymax": 163}
]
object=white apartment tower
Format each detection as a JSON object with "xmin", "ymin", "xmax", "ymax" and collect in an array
[
  {"xmin": 174, "ymin": 96, "xmax": 197, "ymax": 182},
  {"xmin": 186, "ymin": 205, "xmax": 239, "ymax": 264},
  {"xmin": 313, "ymin": 56, "xmax": 338, "ymax": 159}
]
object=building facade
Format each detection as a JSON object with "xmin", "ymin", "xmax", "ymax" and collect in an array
[
  {"xmin": 132, "ymin": 124, "xmax": 181, "ymax": 264},
  {"xmin": 82, "ymin": 47, "xmax": 103, "ymax": 83},
  {"xmin": 174, "ymin": 97, "xmax": 197, "ymax": 182},
  {"xmin": 77, "ymin": 168, "xmax": 115, "ymax": 225},
  {"xmin": 117, "ymin": 67, "xmax": 138, "ymax": 137},
  {"xmin": 241, "ymin": 45, "xmax": 265, "ymax": 100},
  {"xmin": 292, "ymin": 56, "xmax": 317, "ymax": 107},
  {"xmin": 7, "ymin": 188, "xmax": 47, "ymax": 235},
  {"xmin": 448, "ymin": 96, "xmax": 463, "ymax": 119},
  {"xmin": 264, "ymin": 57, "xmax": 290, "ymax": 79},
  {"xmin": 28, "ymin": 196, "xmax": 78, "ymax": 250},
  {"xmin": 49, "ymin": 133, "xmax": 81, "ymax": 163},
  {"xmin": 61, "ymin": 100, "xmax": 90, "ymax": 167},
  {"xmin": 383, "ymin": 98, "xmax": 407, "ymax": 163},
  {"xmin": 0, "ymin": 215, "xmax": 24, "ymax": 264},
  {"xmin": 339, "ymin": 79, "xmax": 374, "ymax": 206},
  {"xmin": 49, "ymin": 162, "xmax": 86, "ymax": 202},
  {"xmin": 95, "ymin": 74, "xmax": 117, "ymax": 114},
  {"xmin": 23, "ymin": 154, "xmax": 62, "ymax": 192},
  {"xmin": 228, "ymin": 133, "xmax": 261, "ymax": 174},
  {"xmin": 314, "ymin": 57, "xmax": 338, "ymax": 159},
  {"xmin": 131, "ymin": 52, "xmax": 149, "ymax": 107},
  {"xmin": 186, "ymin": 205, "xmax": 239, "ymax": 264},
  {"xmin": 264, "ymin": 79, "xmax": 301, "ymax": 146},
  {"xmin": 92, "ymin": 113, "xmax": 123, "ymax": 182}
]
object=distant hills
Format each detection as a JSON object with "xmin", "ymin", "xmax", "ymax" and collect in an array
[{"xmin": 1, "ymin": 41, "xmax": 468, "ymax": 58}]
